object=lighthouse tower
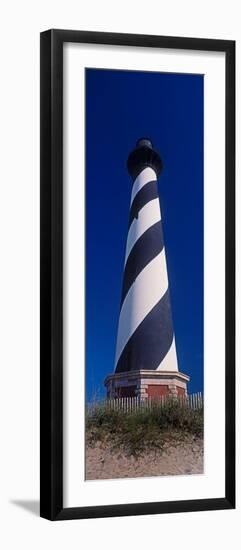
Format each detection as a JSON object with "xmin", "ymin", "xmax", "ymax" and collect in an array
[{"xmin": 104, "ymin": 139, "xmax": 189, "ymax": 399}]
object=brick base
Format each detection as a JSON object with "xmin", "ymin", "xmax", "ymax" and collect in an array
[{"xmin": 104, "ymin": 369, "xmax": 190, "ymax": 399}]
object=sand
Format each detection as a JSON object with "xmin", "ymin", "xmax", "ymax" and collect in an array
[{"xmin": 86, "ymin": 437, "xmax": 203, "ymax": 480}]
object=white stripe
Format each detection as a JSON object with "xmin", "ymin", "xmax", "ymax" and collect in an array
[
  {"xmin": 131, "ymin": 167, "xmax": 157, "ymax": 205},
  {"xmin": 156, "ymin": 337, "xmax": 179, "ymax": 372},
  {"xmin": 124, "ymin": 198, "xmax": 161, "ymax": 265},
  {"xmin": 115, "ymin": 249, "xmax": 168, "ymax": 366}
]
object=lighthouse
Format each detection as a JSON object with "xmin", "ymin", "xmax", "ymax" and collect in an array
[{"xmin": 104, "ymin": 139, "xmax": 189, "ymax": 399}]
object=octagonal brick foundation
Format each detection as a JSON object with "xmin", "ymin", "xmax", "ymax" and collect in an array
[{"xmin": 104, "ymin": 369, "xmax": 190, "ymax": 399}]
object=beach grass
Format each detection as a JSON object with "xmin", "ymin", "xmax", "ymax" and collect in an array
[{"xmin": 86, "ymin": 399, "xmax": 203, "ymax": 456}]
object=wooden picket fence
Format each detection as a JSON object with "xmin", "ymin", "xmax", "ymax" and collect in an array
[{"xmin": 87, "ymin": 392, "xmax": 203, "ymax": 415}]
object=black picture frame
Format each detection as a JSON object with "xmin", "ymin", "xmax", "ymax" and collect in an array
[{"xmin": 40, "ymin": 29, "xmax": 235, "ymax": 521}]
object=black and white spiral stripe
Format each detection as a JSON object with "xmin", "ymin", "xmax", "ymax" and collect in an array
[{"xmin": 115, "ymin": 166, "xmax": 179, "ymax": 374}]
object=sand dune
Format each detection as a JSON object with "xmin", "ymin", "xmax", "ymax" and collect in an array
[{"xmin": 86, "ymin": 437, "xmax": 203, "ymax": 480}]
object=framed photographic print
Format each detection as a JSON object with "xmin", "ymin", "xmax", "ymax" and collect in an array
[{"xmin": 40, "ymin": 29, "xmax": 235, "ymax": 520}]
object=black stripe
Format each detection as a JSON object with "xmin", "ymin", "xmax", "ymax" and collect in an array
[
  {"xmin": 115, "ymin": 290, "xmax": 174, "ymax": 373},
  {"xmin": 121, "ymin": 221, "xmax": 164, "ymax": 306},
  {"xmin": 128, "ymin": 180, "xmax": 158, "ymax": 228}
]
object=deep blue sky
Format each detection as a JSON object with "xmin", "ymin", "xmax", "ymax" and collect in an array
[{"xmin": 86, "ymin": 68, "xmax": 203, "ymax": 400}]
